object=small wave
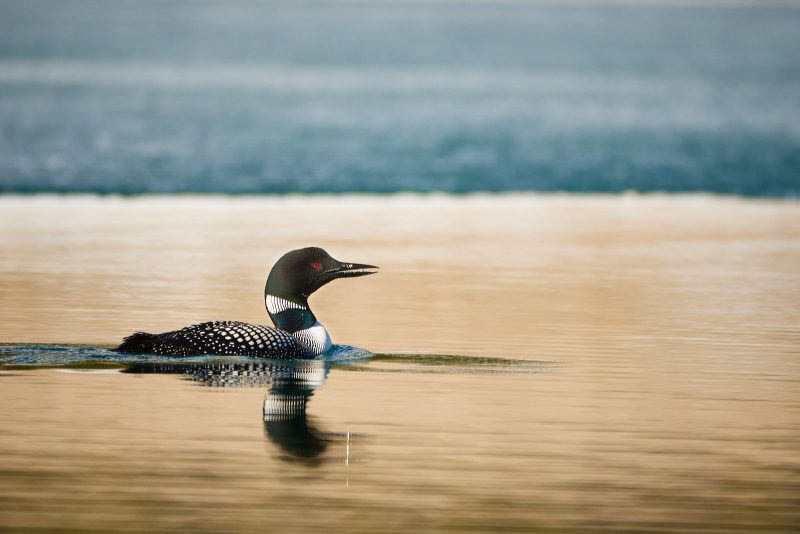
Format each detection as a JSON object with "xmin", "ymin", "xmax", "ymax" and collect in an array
[
  {"xmin": 332, "ymin": 352, "xmax": 551, "ymax": 375},
  {"xmin": 0, "ymin": 344, "xmax": 545, "ymax": 375}
]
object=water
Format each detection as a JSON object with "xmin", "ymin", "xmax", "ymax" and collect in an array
[
  {"xmin": 1, "ymin": 194, "xmax": 799, "ymax": 531},
  {"xmin": 1, "ymin": 1, "xmax": 800, "ymax": 196}
]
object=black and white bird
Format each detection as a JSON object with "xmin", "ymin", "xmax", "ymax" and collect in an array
[{"xmin": 115, "ymin": 247, "xmax": 378, "ymax": 358}]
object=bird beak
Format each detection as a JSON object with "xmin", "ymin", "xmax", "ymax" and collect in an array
[{"xmin": 330, "ymin": 262, "xmax": 380, "ymax": 278}]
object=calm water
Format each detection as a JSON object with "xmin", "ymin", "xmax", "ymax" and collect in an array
[
  {"xmin": 1, "ymin": 195, "xmax": 799, "ymax": 531},
  {"xmin": 1, "ymin": 1, "xmax": 800, "ymax": 195}
]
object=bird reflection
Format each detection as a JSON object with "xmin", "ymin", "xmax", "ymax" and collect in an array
[
  {"xmin": 122, "ymin": 359, "xmax": 350, "ymax": 464},
  {"xmin": 262, "ymin": 359, "xmax": 330, "ymax": 465}
]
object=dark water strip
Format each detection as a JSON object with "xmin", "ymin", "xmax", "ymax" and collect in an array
[{"xmin": 1, "ymin": 2, "xmax": 799, "ymax": 196}]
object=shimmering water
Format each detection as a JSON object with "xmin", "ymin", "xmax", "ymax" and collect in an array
[
  {"xmin": 1, "ymin": 195, "xmax": 799, "ymax": 531},
  {"xmin": 1, "ymin": 0, "xmax": 800, "ymax": 195}
]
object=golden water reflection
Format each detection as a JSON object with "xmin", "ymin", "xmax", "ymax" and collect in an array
[{"xmin": 1, "ymin": 195, "xmax": 799, "ymax": 531}]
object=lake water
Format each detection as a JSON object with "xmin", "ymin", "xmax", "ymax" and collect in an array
[
  {"xmin": 1, "ymin": 1, "xmax": 800, "ymax": 195},
  {"xmin": 1, "ymin": 195, "xmax": 799, "ymax": 531}
]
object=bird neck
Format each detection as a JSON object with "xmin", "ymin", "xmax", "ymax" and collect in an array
[
  {"xmin": 264, "ymin": 294, "xmax": 317, "ymax": 333},
  {"xmin": 265, "ymin": 293, "xmax": 333, "ymax": 355}
]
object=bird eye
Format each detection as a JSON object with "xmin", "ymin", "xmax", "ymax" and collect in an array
[{"xmin": 311, "ymin": 262, "xmax": 322, "ymax": 270}]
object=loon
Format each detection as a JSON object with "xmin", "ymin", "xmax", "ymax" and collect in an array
[{"xmin": 116, "ymin": 247, "xmax": 378, "ymax": 358}]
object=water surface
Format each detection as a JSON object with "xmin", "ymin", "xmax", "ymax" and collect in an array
[{"xmin": 1, "ymin": 195, "xmax": 799, "ymax": 531}]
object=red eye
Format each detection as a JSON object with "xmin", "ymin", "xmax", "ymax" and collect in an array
[{"xmin": 311, "ymin": 262, "xmax": 322, "ymax": 270}]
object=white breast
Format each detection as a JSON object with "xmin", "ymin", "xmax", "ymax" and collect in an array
[{"xmin": 292, "ymin": 322, "xmax": 332, "ymax": 355}]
